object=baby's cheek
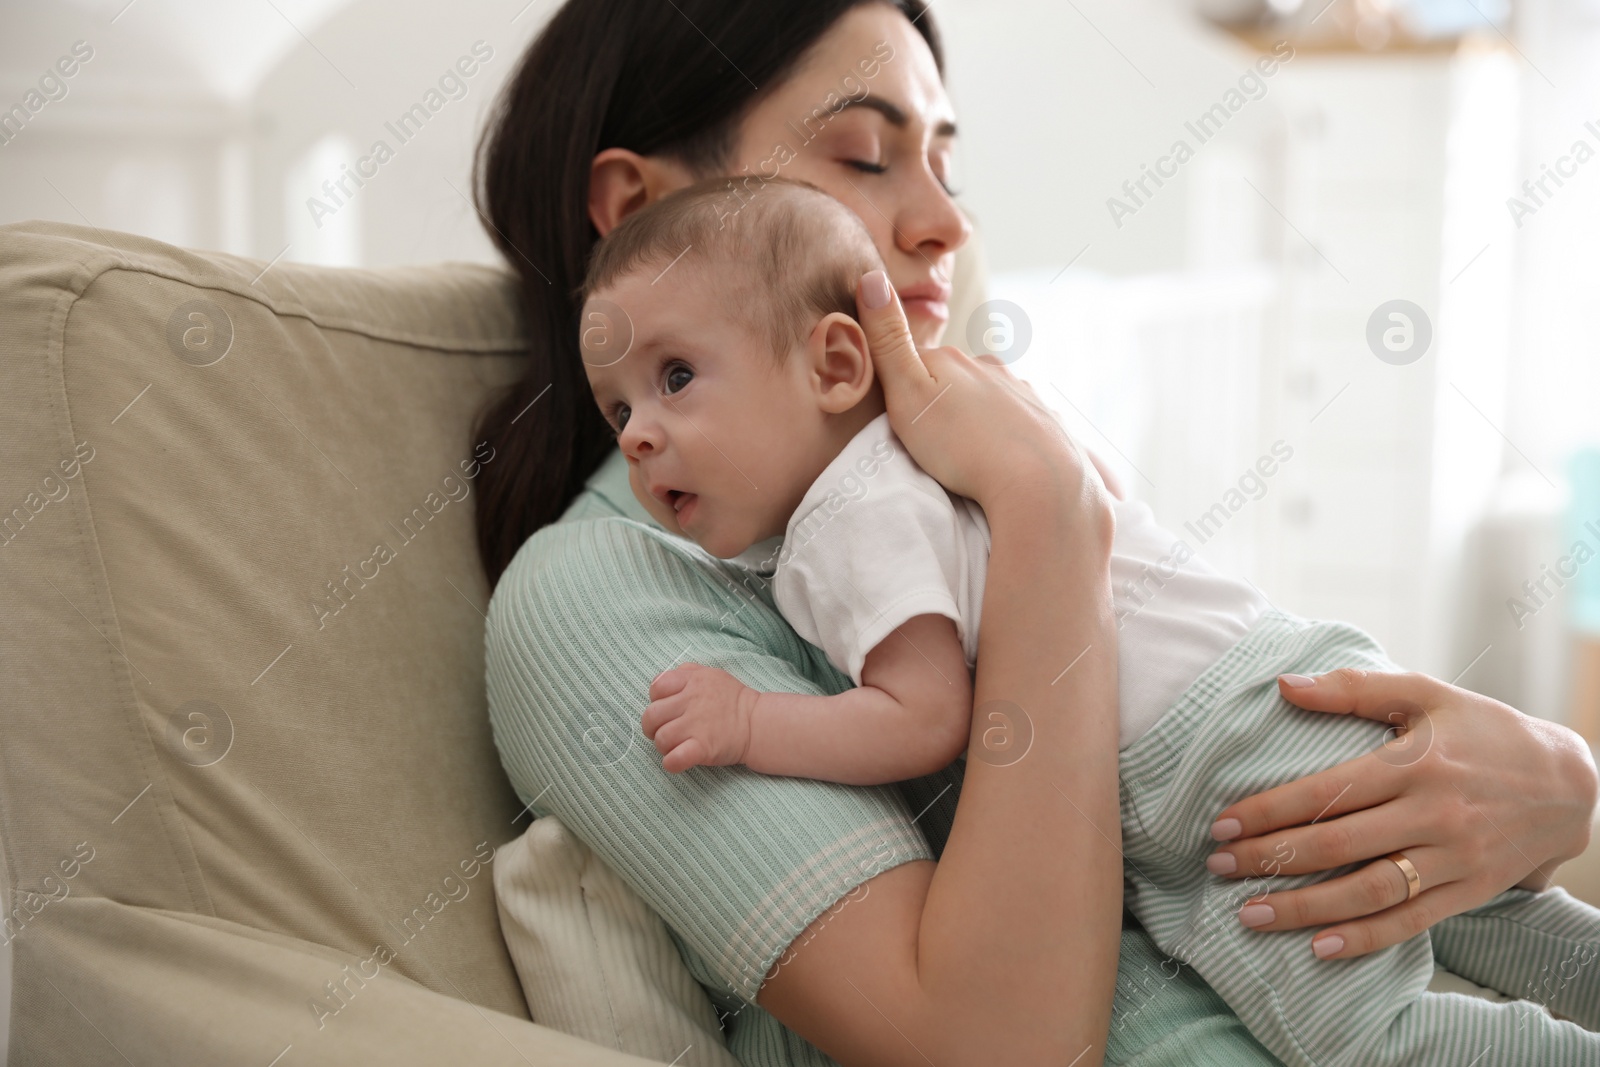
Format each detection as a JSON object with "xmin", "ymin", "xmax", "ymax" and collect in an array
[
  {"xmin": 628, "ymin": 463, "xmax": 681, "ymax": 533},
  {"xmin": 647, "ymin": 497, "xmax": 683, "ymax": 534}
]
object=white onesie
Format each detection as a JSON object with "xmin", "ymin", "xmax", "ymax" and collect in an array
[{"xmin": 734, "ymin": 413, "xmax": 1271, "ymax": 749}]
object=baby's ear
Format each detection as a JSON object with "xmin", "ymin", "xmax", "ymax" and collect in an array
[{"xmin": 808, "ymin": 312, "xmax": 874, "ymax": 414}]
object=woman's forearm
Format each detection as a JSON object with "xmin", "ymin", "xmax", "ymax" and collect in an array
[
  {"xmin": 907, "ymin": 483, "xmax": 1123, "ymax": 1064},
  {"xmin": 756, "ymin": 280, "xmax": 1125, "ymax": 1064}
]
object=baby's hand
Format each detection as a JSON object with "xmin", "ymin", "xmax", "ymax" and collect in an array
[{"xmin": 642, "ymin": 663, "xmax": 756, "ymax": 774}]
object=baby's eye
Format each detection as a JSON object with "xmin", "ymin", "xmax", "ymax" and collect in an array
[
  {"xmin": 664, "ymin": 364, "xmax": 693, "ymax": 394},
  {"xmin": 613, "ymin": 404, "xmax": 630, "ymax": 432}
]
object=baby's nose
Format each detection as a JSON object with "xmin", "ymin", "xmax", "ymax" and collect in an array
[{"xmin": 619, "ymin": 420, "xmax": 660, "ymax": 458}]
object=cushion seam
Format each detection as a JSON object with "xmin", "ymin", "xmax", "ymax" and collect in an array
[
  {"xmin": 94, "ymin": 265, "xmax": 526, "ymax": 354},
  {"xmin": 15, "ymin": 255, "xmax": 218, "ymax": 918},
  {"xmin": 65, "ymin": 258, "xmax": 221, "ymax": 918},
  {"xmin": 3, "ymin": 229, "xmax": 526, "ymax": 354}
]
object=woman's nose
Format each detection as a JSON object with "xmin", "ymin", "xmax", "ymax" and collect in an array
[{"xmin": 897, "ymin": 169, "xmax": 971, "ymax": 263}]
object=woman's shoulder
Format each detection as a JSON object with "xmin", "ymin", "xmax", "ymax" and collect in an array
[
  {"xmin": 487, "ymin": 515, "xmax": 736, "ymax": 638},
  {"xmin": 486, "ymin": 512, "xmax": 845, "ymax": 699}
]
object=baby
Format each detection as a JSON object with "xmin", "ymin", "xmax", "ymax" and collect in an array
[{"xmin": 578, "ymin": 177, "xmax": 1600, "ymax": 1066}]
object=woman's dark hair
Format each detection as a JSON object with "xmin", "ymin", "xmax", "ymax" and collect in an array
[{"xmin": 471, "ymin": 0, "xmax": 942, "ymax": 587}]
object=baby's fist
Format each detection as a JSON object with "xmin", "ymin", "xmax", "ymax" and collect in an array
[{"xmin": 642, "ymin": 663, "xmax": 756, "ymax": 774}]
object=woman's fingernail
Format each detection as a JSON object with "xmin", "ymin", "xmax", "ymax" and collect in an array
[
  {"xmin": 1239, "ymin": 904, "xmax": 1275, "ymax": 928},
  {"xmin": 1280, "ymin": 673, "xmax": 1317, "ymax": 688},
  {"xmin": 1206, "ymin": 852, "xmax": 1237, "ymax": 875},
  {"xmin": 862, "ymin": 270, "xmax": 891, "ymax": 309},
  {"xmin": 1211, "ymin": 817, "xmax": 1243, "ymax": 841},
  {"xmin": 1313, "ymin": 934, "xmax": 1345, "ymax": 958}
]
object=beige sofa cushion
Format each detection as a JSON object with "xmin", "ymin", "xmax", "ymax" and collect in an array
[
  {"xmin": 13, "ymin": 895, "xmax": 667, "ymax": 1066},
  {"xmin": 0, "ymin": 221, "xmax": 645, "ymax": 1060}
]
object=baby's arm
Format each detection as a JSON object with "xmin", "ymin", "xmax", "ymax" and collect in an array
[{"xmin": 642, "ymin": 613, "xmax": 972, "ymax": 784}]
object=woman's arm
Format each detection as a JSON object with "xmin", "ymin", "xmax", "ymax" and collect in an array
[
  {"xmin": 642, "ymin": 614, "xmax": 972, "ymax": 784},
  {"xmin": 1206, "ymin": 667, "xmax": 1599, "ymax": 958},
  {"xmin": 757, "ymin": 272, "xmax": 1124, "ymax": 1066},
  {"xmin": 489, "ymin": 508, "xmax": 1120, "ymax": 1066}
]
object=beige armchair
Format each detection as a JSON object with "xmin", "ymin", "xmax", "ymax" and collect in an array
[{"xmin": 0, "ymin": 220, "xmax": 668, "ymax": 1065}]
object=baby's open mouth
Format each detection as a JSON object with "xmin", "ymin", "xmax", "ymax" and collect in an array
[{"xmin": 667, "ymin": 490, "xmax": 694, "ymax": 513}]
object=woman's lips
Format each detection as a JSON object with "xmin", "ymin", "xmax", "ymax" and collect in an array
[
  {"xmin": 900, "ymin": 296, "xmax": 949, "ymax": 322},
  {"xmin": 898, "ymin": 281, "xmax": 952, "ymax": 323}
]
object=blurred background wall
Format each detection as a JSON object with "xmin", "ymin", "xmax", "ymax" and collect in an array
[{"xmin": 2, "ymin": 0, "xmax": 1598, "ymax": 903}]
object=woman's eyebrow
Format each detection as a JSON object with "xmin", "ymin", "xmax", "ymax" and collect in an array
[{"xmin": 837, "ymin": 96, "xmax": 957, "ymax": 138}]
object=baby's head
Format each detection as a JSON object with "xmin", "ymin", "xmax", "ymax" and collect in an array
[{"xmin": 580, "ymin": 178, "xmax": 886, "ymax": 558}]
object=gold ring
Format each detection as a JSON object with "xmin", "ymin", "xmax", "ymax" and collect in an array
[{"xmin": 1387, "ymin": 851, "xmax": 1422, "ymax": 902}]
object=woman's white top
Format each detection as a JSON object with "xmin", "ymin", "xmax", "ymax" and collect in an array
[{"xmin": 741, "ymin": 413, "xmax": 1271, "ymax": 749}]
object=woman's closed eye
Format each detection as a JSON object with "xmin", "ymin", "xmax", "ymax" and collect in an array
[{"xmin": 843, "ymin": 157, "xmax": 959, "ymax": 197}]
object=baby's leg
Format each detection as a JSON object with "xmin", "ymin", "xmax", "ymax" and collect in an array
[
  {"xmin": 1429, "ymin": 885, "xmax": 1600, "ymax": 1031},
  {"xmin": 1116, "ymin": 609, "xmax": 1600, "ymax": 1067},
  {"xmin": 1354, "ymin": 990, "xmax": 1599, "ymax": 1066}
]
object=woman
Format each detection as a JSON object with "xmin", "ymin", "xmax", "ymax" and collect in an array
[{"xmin": 473, "ymin": 2, "xmax": 1599, "ymax": 1063}]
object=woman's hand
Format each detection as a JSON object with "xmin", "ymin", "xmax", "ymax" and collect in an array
[
  {"xmin": 854, "ymin": 270, "xmax": 1114, "ymax": 550},
  {"xmin": 1206, "ymin": 667, "xmax": 1598, "ymax": 959}
]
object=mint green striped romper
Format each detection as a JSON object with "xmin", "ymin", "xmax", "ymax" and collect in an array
[
  {"xmin": 486, "ymin": 450, "xmax": 1286, "ymax": 1066},
  {"xmin": 1120, "ymin": 608, "xmax": 1600, "ymax": 1066}
]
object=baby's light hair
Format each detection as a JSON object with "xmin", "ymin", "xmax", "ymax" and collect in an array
[{"xmin": 580, "ymin": 176, "xmax": 885, "ymax": 357}]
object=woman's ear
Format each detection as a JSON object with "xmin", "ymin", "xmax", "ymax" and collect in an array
[
  {"xmin": 807, "ymin": 312, "xmax": 875, "ymax": 414},
  {"xmin": 589, "ymin": 149, "xmax": 696, "ymax": 237}
]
